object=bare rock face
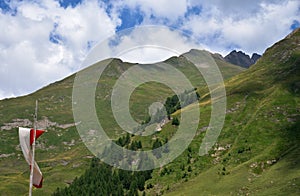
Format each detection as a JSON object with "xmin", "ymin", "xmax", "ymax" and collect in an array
[
  {"xmin": 0, "ymin": 117, "xmax": 77, "ymax": 130},
  {"xmin": 251, "ymin": 53, "xmax": 261, "ymax": 63},
  {"xmin": 225, "ymin": 50, "xmax": 261, "ymax": 68},
  {"xmin": 1, "ymin": 119, "xmax": 32, "ymax": 130}
]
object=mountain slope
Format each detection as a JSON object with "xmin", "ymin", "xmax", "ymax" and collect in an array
[
  {"xmin": 48, "ymin": 28, "xmax": 299, "ymax": 195},
  {"xmin": 0, "ymin": 50, "xmax": 244, "ymax": 195},
  {"xmin": 164, "ymin": 28, "xmax": 300, "ymax": 195},
  {"xmin": 1, "ymin": 27, "xmax": 299, "ymax": 195}
]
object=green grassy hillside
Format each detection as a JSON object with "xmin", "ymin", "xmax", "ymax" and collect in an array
[
  {"xmin": 0, "ymin": 50, "xmax": 244, "ymax": 195},
  {"xmin": 51, "ymin": 27, "xmax": 300, "ymax": 195},
  {"xmin": 1, "ymin": 28, "xmax": 299, "ymax": 195},
  {"xmin": 161, "ymin": 28, "xmax": 300, "ymax": 195}
]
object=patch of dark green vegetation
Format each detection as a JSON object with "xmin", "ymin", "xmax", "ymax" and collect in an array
[{"xmin": 52, "ymin": 157, "xmax": 152, "ymax": 196}]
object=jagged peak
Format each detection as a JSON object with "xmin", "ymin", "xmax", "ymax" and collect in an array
[{"xmin": 224, "ymin": 50, "xmax": 261, "ymax": 68}]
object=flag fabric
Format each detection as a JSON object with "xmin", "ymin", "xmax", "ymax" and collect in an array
[{"xmin": 19, "ymin": 127, "xmax": 45, "ymax": 188}]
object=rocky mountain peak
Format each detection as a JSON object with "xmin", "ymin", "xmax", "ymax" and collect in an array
[{"xmin": 224, "ymin": 50, "xmax": 261, "ymax": 68}]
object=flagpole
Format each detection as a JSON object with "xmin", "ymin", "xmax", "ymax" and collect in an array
[{"xmin": 29, "ymin": 100, "xmax": 38, "ymax": 196}]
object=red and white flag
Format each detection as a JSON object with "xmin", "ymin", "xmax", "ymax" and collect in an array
[{"xmin": 19, "ymin": 127, "xmax": 45, "ymax": 188}]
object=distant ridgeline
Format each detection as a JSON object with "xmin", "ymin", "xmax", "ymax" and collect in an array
[{"xmin": 224, "ymin": 50, "xmax": 261, "ymax": 68}]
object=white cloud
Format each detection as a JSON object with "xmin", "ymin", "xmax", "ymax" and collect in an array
[
  {"xmin": 112, "ymin": 0, "xmax": 189, "ymax": 21},
  {"xmin": 183, "ymin": 0, "xmax": 300, "ymax": 55},
  {"xmin": 78, "ymin": 26, "xmax": 201, "ymax": 66},
  {"xmin": 111, "ymin": 0, "xmax": 299, "ymax": 56},
  {"xmin": 111, "ymin": 26, "xmax": 201, "ymax": 63},
  {"xmin": 0, "ymin": 89, "xmax": 15, "ymax": 100},
  {"xmin": 190, "ymin": 0, "xmax": 282, "ymax": 18},
  {"xmin": 0, "ymin": 0, "xmax": 118, "ymax": 99},
  {"xmin": 134, "ymin": 0, "xmax": 188, "ymax": 20},
  {"xmin": 0, "ymin": 0, "xmax": 299, "ymax": 99},
  {"xmin": 222, "ymin": 1, "xmax": 299, "ymax": 52}
]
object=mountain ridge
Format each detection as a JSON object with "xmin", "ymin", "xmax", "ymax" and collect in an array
[
  {"xmin": 0, "ymin": 47, "xmax": 245, "ymax": 195},
  {"xmin": 164, "ymin": 27, "xmax": 300, "ymax": 195},
  {"xmin": 0, "ymin": 29, "xmax": 299, "ymax": 195},
  {"xmin": 224, "ymin": 50, "xmax": 261, "ymax": 68}
]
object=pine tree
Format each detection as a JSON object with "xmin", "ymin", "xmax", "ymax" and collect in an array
[
  {"xmin": 163, "ymin": 138, "xmax": 170, "ymax": 153},
  {"xmin": 152, "ymin": 139, "xmax": 162, "ymax": 158},
  {"xmin": 172, "ymin": 117, "xmax": 180, "ymax": 126},
  {"xmin": 137, "ymin": 175, "xmax": 145, "ymax": 191},
  {"xmin": 128, "ymin": 180, "xmax": 138, "ymax": 196}
]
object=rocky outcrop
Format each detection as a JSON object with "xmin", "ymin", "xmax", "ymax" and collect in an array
[
  {"xmin": 225, "ymin": 50, "xmax": 261, "ymax": 68},
  {"xmin": 0, "ymin": 117, "xmax": 78, "ymax": 130}
]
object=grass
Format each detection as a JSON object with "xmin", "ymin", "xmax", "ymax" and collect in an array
[
  {"xmin": 158, "ymin": 29, "xmax": 300, "ymax": 195},
  {"xmin": 0, "ymin": 51, "xmax": 245, "ymax": 195},
  {"xmin": 1, "ymin": 29, "xmax": 299, "ymax": 195}
]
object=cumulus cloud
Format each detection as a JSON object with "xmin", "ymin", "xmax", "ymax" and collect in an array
[
  {"xmin": 190, "ymin": 0, "xmax": 282, "ymax": 17},
  {"xmin": 0, "ymin": 0, "xmax": 299, "ymax": 99},
  {"xmin": 0, "ymin": 0, "xmax": 118, "ymax": 99},
  {"xmin": 77, "ymin": 26, "xmax": 201, "ymax": 66},
  {"xmin": 110, "ymin": 0, "xmax": 299, "ymax": 56},
  {"xmin": 113, "ymin": 0, "xmax": 189, "ymax": 20},
  {"xmin": 111, "ymin": 26, "xmax": 200, "ymax": 63},
  {"xmin": 184, "ymin": 0, "xmax": 300, "ymax": 55}
]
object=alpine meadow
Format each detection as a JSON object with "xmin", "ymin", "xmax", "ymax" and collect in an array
[{"xmin": 0, "ymin": 28, "xmax": 299, "ymax": 196}]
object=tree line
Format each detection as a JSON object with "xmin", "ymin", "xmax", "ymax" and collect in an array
[{"xmin": 52, "ymin": 157, "xmax": 152, "ymax": 196}]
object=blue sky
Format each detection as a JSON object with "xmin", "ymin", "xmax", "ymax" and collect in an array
[{"xmin": 0, "ymin": 0, "xmax": 299, "ymax": 99}]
